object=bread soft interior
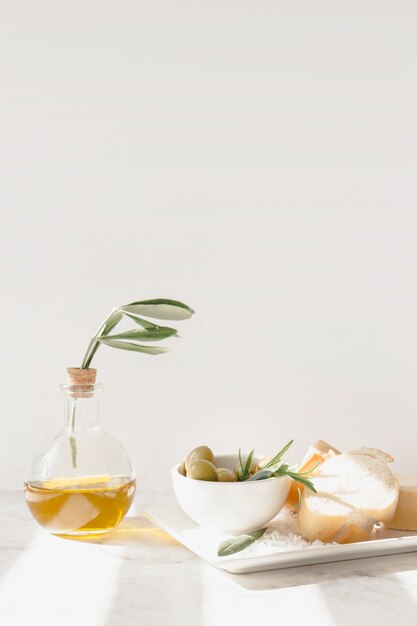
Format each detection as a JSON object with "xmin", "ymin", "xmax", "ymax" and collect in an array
[{"xmin": 297, "ymin": 448, "xmax": 399, "ymax": 543}]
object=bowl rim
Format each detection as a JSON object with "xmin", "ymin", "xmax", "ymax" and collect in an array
[{"xmin": 172, "ymin": 460, "xmax": 290, "ymax": 486}]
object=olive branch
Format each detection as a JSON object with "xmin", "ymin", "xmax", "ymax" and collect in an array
[
  {"xmin": 69, "ymin": 298, "xmax": 194, "ymax": 467},
  {"xmin": 80, "ymin": 298, "xmax": 195, "ymax": 369}
]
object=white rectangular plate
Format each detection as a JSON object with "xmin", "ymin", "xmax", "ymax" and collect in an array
[{"xmin": 144, "ymin": 505, "xmax": 417, "ymax": 574}]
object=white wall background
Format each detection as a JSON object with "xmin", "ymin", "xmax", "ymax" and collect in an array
[{"xmin": 1, "ymin": 1, "xmax": 416, "ymax": 490}]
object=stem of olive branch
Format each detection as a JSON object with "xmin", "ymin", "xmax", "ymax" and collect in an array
[
  {"xmin": 74, "ymin": 309, "xmax": 121, "ymax": 467},
  {"xmin": 80, "ymin": 308, "xmax": 121, "ymax": 370},
  {"xmin": 69, "ymin": 398, "xmax": 78, "ymax": 468}
]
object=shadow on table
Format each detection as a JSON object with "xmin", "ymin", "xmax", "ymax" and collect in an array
[
  {"xmin": 64, "ymin": 513, "xmax": 417, "ymax": 625},
  {"xmin": 83, "ymin": 516, "xmax": 204, "ymax": 626},
  {"xmin": 227, "ymin": 552, "xmax": 417, "ymax": 623},
  {"xmin": 65, "ymin": 515, "xmax": 177, "ymax": 547},
  {"xmin": 0, "ymin": 493, "xmax": 36, "ymax": 582},
  {"xmin": 225, "ymin": 551, "xmax": 417, "ymax": 591}
]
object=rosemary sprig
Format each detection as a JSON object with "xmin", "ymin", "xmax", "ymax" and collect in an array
[
  {"xmin": 246, "ymin": 440, "xmax": 318, "ymax": 495},
  {"xmin": 238, "ymin": 448, "xmax": 255, "ymax": 481},
  {"xmin": 262, "ymin": 439, "xmax": 294, "ymax": 471}
]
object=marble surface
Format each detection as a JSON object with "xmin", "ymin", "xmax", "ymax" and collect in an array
[{"xmin": 1, "ymin": 491, "xmax": 417, "ymax": 626}]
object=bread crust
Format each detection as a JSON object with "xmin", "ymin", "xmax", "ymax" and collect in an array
[{"xmin": 387, "ymin": 475, "xmax": 417, "ymax": 531}]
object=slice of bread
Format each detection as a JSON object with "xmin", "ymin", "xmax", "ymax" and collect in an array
[
  {"xmin": 387, "ymin": 475, "xmax": 417, "ymax": 531},
  {"xmin": 297, "ymin": 448, "xmax": 399, "ymax": 543}
]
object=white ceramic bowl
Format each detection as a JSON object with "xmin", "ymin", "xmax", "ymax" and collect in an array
[{"xmin": 172, "ymin": 454, "xmax": 291, "ymax": 533}]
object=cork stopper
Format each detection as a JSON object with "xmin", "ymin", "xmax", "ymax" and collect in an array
[{"xmin": 66, "ymin": 368, "xmax": 97, "ymax": 397}]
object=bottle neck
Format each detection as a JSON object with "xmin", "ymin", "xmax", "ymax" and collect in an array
[{"xmin": 65, "ymin": 391, "xmax": 100, "ymax": 431}]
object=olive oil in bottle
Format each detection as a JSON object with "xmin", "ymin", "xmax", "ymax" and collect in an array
[{"xmin": 24, "ymin": 475, "xmax": 136, "ymax": 536}]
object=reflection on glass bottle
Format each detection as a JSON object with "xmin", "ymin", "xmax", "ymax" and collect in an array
[{"xmin": 24, "ymin": 369, "xmax": 136, "ymax": 536}]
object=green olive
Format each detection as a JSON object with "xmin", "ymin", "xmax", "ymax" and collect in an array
[
  {"xmin": 217, "ymin": 468, "xmax": 237, "ymax": 482},
  {"xmin": 234, "ymin": 458, "xmax": 258, "ymax": 480},
  {"xmin": 187, "ymin": 459, "xmax": 218, "ymax": 481},
  {"xmin": 178, "ymin": 463, "xmax": 186, "ymax": 476},
  {"xmin": 185, "ymin": 446, "xmax": 215, "ymax": 471}
]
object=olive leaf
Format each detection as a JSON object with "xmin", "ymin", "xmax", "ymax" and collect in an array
[
  {"xmin": 123, "ymin": 312, "xmax": 160, "ymax": 330},
  {"xmin": 121, "ymin": 299, "xmax": 195, "ymax": 321},
  {"xmin": 218, "ymin": 528, "xmax": 267, "ymax": 557},
  {"xmin": 97, "ymin": 337, "xmax": 170, "ymax": 355},
  {"xmin": 247, "ymin": 469, "xmax": 274, "ymax": 481},
  {"xmin": 105, "ymin": 327, "xmax": 178, "ymax": 342}
]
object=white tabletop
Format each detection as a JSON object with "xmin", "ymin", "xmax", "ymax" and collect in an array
[{"xmin": 1, "ymin": 491, "xmax": 417, "ymax": 626}]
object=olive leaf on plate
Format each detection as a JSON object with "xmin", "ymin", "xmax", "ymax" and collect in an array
[{"xmin": 218, "ymin": 528, "xmax": 268, "ymax": 557}]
